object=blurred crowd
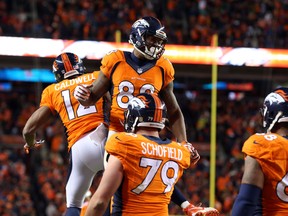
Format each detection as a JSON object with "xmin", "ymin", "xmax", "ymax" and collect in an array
[
  {"xmin": 0, "ymin": 0, "xmax": 288, "ymax": 48},
  {"xmin": 0, "ymin": 86, "xmax": 264, "ymax": 216},
  {"xmin": 0, "ymin": 0, "xmax": 276, "ymax": 215}
]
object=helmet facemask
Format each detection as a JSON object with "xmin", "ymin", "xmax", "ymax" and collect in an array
[
  {"xmin": 124, "ymin": 109, "xmax": 139, "ymax": 133},
  {"xmin": 140, "ymin": 33, "xmax": 166, "ymax": 60}
]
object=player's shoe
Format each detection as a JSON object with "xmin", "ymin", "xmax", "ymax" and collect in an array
[{"xmin": 183, "ymin": 203, "xmax": 219, "ymax": 216}]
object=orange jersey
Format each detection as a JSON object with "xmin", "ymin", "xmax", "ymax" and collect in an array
[
  {"xmin": 105, "ymin": 132, "xmax": 190, "ymax": 216},
  {"xmin": 242, "ymin": 133, "xmax": 288, "ymax": 215},
  {"xmin": 40, "ymin": 71, "xmax": 106, "ymax": 150},
  {"xmin": 100, "ymin": 50, "xmax": 174, "ymax": 132}
]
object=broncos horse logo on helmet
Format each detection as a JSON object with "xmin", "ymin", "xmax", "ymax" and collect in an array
[
  {"xmin": 52, "ymin": 52, "xmax": 86, "ymax": 82},
  {"xmin": 261, "ymin": 87, "xmax": 288, "ymax": 132},
  {"xmin": 124, "ymin": 93, "xmax": 165, "ymax": 133},
  {"xmin": 128, "ymin": 16, "xmax": 167, "ymax": 60}
]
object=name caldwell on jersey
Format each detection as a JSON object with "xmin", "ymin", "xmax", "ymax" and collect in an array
[{"xmin": 54, "ymin": 73, "xmax": 96, "ymax": 90}]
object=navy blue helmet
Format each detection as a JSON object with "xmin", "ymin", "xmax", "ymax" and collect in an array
[
  {"xmin": 52, "ymin": 52, "xmax": 86, "ymax": 82},
  {"xmin": 128, "ymin": 16, "xmax": 167, "ymax": 60},
  {"xmin": 124, "ymin": 93, "xmax": 165, "ymax": 133}
]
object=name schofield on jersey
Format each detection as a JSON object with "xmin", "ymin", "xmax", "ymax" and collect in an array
[
  {"xmin": 54, "ymin": 73, "xmax": 96, "ymax": 90},
  {"xmin": 141, "ymin": 142, "xmax": 183, "ymax": 161}
]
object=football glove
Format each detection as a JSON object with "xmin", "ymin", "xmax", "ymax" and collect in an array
[
  {"xmin": 181, "ymin": 141, "xmax": 200, "ymax": 165},
  {"xmin": 24, "ymin": 139, "xmax": 45, "ymax": 154},
  {"xmin": 183, "ymin": 203, "xmax": 219, "ymax": 216}
]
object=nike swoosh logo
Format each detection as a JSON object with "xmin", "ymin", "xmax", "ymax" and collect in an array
[
  {"xmin": 115, "ymin": 136, "xmax": 121, "ymax": 141},
  {"xmin": 253, "ymin": 140, "xmax": 261, "ymax": 144}
]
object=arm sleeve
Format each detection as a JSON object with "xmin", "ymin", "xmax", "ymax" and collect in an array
[
  {"xmin": 171, "ymin": 186, "xmax": 187, "ymax": 207},
  {"xmin": 231, "ymin": 184, "xmax": 262, "ymax": 216}
]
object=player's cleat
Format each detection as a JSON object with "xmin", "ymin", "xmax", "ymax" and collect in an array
[{"xmin": 183, "ymin": 203, "xmax": 219, "ymax": 216}]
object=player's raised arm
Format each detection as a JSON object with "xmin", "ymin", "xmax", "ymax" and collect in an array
[
  {"xmin": 74, "ymin": 71, "xmax": 110, "ymax": 106},
  {"xmin": 160, "ymin": 81, "xmax": 187, "ymax": 142}
]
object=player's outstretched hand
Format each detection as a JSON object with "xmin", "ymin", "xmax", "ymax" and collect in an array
[
  {"xmin": 183, "ymin": 203, "xmax": 219, "ymax": 216},
  {"xmin": 24, "ymin": 139, "xmax": 45, "ymax": 154},
  {"xmin": 74, "ymin": 84, "xmax": 92, "ymax": 103},
  {"xmin": 181, "ymin": 141, "xmax": 200, "ymax": 165}
]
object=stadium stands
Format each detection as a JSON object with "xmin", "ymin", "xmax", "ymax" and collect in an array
[
  {"xmin": 0, "ymin": 1, "xmax": 285, "ymax": 215},
  {"xmin": 0, "ymin": 0, "xmax": 287, "ymax": 48}
]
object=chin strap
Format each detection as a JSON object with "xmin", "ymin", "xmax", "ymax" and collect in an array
[{"xmin": 267, "ymin": 111, "xmax": 282, "ymax": 133}]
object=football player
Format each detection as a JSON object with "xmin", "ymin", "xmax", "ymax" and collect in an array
[
  {"xmin": 74, "ymin": 16, "xmax": 204, "ymax": 215},
  {"xmin": 232, "ymin": 87, "xmax": 288, "ymax": 215},
  {"xmin": 85, "ymin": 93, "xmax": 219, "ymax": 216},
  {"xmin": 22, "ymin": 52, "xmax": 110, "ymax": 216}
]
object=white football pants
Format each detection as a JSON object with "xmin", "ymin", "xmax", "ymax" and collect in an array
[{"xmin": 66, "ymin": 123, "xmax": 108, "ymax": 208}]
